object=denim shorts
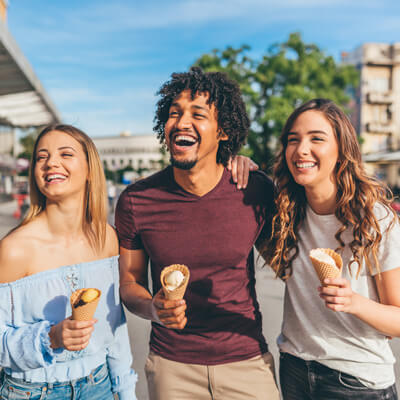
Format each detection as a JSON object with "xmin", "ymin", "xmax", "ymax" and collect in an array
[
  {"xmin": 0, "ymin": 363, "xmax": 114, "ymax": 400},
  {"xmin": 279, "ymin": 352, "xmax": 398, "ymax": 400}
]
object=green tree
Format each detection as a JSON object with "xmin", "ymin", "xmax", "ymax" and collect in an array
[
  {"xmin": 18, "ymin": 128, "xmax": 39, "ymax": 160},
  {"xmin": 17, "ymin": 128, "xmax": 40, "ymax": 176},
  {"xmin": 194, "ymin": 32, "xmax": 359, "ymax": 171}
]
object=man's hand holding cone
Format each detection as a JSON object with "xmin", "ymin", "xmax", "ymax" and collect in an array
[{"xmin": 151, "ymin": 264, "xmax": 190, "ymax": 330}]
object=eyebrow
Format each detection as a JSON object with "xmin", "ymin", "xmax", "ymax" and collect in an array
[
  {"xmin": 192, "ymin": 105, "xmax": 209, "ymax": 113},
  {"xmin": 288, "ymin": 130, "xmax": 328, "ymax": 136},
  {"xmin": 37, "ymin": 146, "xmax": 77, "ymax": 153},
  {"xmin": 170, "ymin": 103, "xmax": 210, "ymax": 113}
]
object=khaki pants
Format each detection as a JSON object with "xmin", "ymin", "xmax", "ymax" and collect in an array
[{"xmin": 145, "ymin": 351, "xmax": 280, "ymax": 400}]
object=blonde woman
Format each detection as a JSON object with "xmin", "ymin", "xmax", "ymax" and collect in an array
[
  {"xmin": 233, "ymin": 99, "xmax": 399, "ymax": 399},
  {"xmin": 0, "ymin": 125, "xmax": 136, "ymax": 399}
]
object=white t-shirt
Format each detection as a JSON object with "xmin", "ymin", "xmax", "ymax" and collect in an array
[{"xmin": 278, "ymin": 203, "xmax": 400, "ymax": 389}]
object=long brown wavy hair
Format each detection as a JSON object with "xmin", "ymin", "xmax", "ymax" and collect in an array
[
  {"xmin": 21, "ymin": 124, "xmax": 107, "ymax": 254},
  {"xmin": 260, "ymin": 98, "xmax": 397, "ymax": 280}
]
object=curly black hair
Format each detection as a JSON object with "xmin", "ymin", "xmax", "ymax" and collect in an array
[{"xmin": 153, "ymin": 66, "xmax": 250, "ymax": 166}]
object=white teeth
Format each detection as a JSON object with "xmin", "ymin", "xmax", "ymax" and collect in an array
[
  {"xmin": 175, "ymin": 135, "xmax": 196, "ymax": 143},
  {"xmin": 296, "ymin": 162, "xmax": 316, "ymax": 169},
  {"xmin": 46, "ymin": 174, "xmax": 66, "ymax": 182}
]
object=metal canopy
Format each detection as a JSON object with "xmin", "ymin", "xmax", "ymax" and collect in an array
[{"xmin": 0, "ymin": 18, "xmax": 60, "ymax": 128}]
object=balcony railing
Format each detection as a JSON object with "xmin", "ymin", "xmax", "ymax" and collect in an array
[
  {"xmin": 367, "ymin": 91, "xmax": 394, "ymax": 104},
  {"xmin": 366, "ymin": 122, "xmax": 395, "ymax": 134}
]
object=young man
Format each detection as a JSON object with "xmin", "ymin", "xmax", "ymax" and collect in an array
[{"xmin": 115, "ymin": 67, "xmax": 279, "ymax": 399}]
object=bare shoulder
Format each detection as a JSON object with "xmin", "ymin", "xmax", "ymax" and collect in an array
[
  {"xmin": 0, "ymin": 225, "xmax": 34, "ymax": 282},
  {"xmin": 103, "ymin": 224, "xmax": 119, "ymax": 258}
]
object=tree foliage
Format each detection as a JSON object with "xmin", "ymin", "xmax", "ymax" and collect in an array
[
  {"xmin": 194, "ymin": 32, "xmax": 359, "ymax": 171},
  {"xmin": 18, "ymin": 128, "xmax": 39, "ymax": 161}
]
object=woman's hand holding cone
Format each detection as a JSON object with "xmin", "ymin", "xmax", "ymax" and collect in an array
[
  {"xmin": 49, "ymin": 317, "xmax": 97, "ymax": 351},
  {"xmin": 151, "ymin": 289, "xmax": 187, "ymax": 329},
  {"xmin": 318, "ymin": 277, "xmax": 361, "ymax": 314}
]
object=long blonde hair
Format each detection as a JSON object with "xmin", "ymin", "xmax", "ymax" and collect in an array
[
  {"xmin": 21, "ymin": 124, "xmax": 107, "ymax": 253},
  {"xmin": 260, "ymin": 99, "xmax": 398, "ymax": 279}
]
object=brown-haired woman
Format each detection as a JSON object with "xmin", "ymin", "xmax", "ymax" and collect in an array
[
  {"xmin": 233, "ymin": 98, "xmax": 400, "ymax": 399},
  {"xmin": 0, "ymin": 125, "xmax": 136, "ymax": 399}
]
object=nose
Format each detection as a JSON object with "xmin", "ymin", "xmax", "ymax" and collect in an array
[
  {"xmin": 176, "ymin": 112, "xmax": 191, "ymax": 130},
  {"xmin": 296, "ymin": 139, "xmax": 310, "ymax": 156},
  {"xmin": 45, "ymin": 154, "xmax": 61, "ymax": 168}
]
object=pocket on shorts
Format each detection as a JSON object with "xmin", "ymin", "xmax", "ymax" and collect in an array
[{"xmin": 338, "ymin": 371, "xmax": 369, "ymax": 390}]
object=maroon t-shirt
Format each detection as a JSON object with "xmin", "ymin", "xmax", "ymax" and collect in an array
[{"xmin": 115, "ymin": 166, "xmax": 274, "ymax": 365}]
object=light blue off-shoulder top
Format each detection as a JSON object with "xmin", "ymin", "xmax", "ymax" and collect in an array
[{"xmin": 0, "ymin": 256, "xmax": 137, "ymax": 400}]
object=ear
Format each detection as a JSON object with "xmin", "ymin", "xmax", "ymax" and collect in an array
[{"xmin": 218, "ymin": 129, "xmax": 228, "ymax": 141}]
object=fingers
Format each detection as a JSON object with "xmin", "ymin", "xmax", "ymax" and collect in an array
[
  {"xmin": 323, "ymin": 278, "xmax": 349, "ymax": 288},
  {"xmin": 230, "ymin": 156, "xmax": 257, "ymax": 189},
  {"xmin": 231, "ymin": 156, "xmax": 238, "ymax": 184},
  {"xmin": 154, "ymin": 301, "xmax": 187, "ymax": 329},
  {"xmin": 160, "ymin": 312, "xmax": 187, "ymax": 329},
  {"xmin": 237, "ymin": 156, "xmax": 249, "ymax": 189},
  {"xmin": 157, "ymin": 302, "xmax": 186, "ymax": 316},
  {"xmin": 152, "ymin": 289, "xmax": 187, "ymax": 329},
  {"xmin": 64, "ymin": 319, "xmax": 96, "ymax": 330},
  {"xmin": 67, "ymin": 325, "xmax": 95, "ymax": 338},
  {"xmin": 153, "ymin": 289, "xmax": 185, "ymax": 310},
  {"xmin": 249, "ymin": 159, "xmax": 259, "ymax": 171},
  {"xmin": 61, "ymin": 319, "xmax": 96, "ymax": 351},
  {"xmin": 318, "ymin": 279, "xmax": 354, "ymax": 313},
  {"xmin": 63, "ymin": 333, "xmax": 92, "ymax": 351}
]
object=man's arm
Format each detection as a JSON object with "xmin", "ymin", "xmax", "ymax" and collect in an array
[
  {"xmin": 119, "ymin": 247, "xmax": 187, "ymax": 329},
  {"xmin": 119, "ymin": 246, "xmax": 153, "ymax": 319}
]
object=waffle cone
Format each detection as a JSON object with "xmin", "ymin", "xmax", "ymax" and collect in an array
[
  {"xmin": 70, "ymin": 288, "xmax": 101, "ymax": 321},
  {"xmin": 160, "ymin": 264, "xmax": 190, "ymax": 300},
  {"xmin": 309, "ymin": 248, "xmax": 343, "ymax": 286}
]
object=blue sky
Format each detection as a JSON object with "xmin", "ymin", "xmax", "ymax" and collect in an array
[{"xmin": 7, "ymin": 0, "xmax": 400, "ymax": 138}]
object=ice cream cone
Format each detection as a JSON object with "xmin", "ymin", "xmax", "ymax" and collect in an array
[
  {"xmin": 70, "ymin": 288, "xmax": 101, "ymax": 321},
  {"xmin": 160, "ymin": 264, "xmax": 190, "ymax": 300},
  {"xmin": 309, "ymin": 248, "xmax": 343, "ymax": 286}
]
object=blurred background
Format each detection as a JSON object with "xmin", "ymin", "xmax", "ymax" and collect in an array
[{"xmin": 0, "ymin": 1, "xmax": 399, "ymax": 398}]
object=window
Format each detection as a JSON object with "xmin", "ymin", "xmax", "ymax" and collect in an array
[{"xmin": 369, "ymin": 77, "xmax": 389, "ymax": 93}]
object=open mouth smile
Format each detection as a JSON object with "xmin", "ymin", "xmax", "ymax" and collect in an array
[
  {"xmin": 295, "ymin": 161, "xmax": 316, "ymax": 169},
  {"xmin": 170, "ymin": 133, "xmax": 200, "ymax": 152},
  {"xmin": 45, "ymin": 173, "xmax": 67, "ymax": 183}
]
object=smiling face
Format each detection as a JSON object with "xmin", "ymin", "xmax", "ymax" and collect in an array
[
  {"xmin": 34, "ymin": 130, "xmax": 89, "ymax": 201},
  {"xmin": 285, "ymin": 110, "xmax": 339, "ymax": 194},
  {"xmin": 164, "ymin": 90, "xmax": 227, "ymax": 170}
]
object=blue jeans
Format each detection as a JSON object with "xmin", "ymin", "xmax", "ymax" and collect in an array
[
  {"xmin": 0, "ymin": 363, "xmax": 114, "ymax": 400},
  {"xmin": 279, "ymin": 352, "xmax": 398, "ymax": 400}
]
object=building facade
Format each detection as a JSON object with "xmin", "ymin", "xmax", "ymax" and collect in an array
[
  {"xmin": 343, "ymin": 43, "xmax": 400, "ymax": 187},
  {"xmin": 92, "ymin": 132, "xmax": 163, "ymax": 176}
]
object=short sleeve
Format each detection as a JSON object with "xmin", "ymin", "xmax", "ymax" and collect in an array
[
  {"xmin": 115, "ymin": 187, "xmax": 144, "ymax": 250},
  {"xmin": 371, "ymin": 203, "xmax": 400, "ymax": 275}
]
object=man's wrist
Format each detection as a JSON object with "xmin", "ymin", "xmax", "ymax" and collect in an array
[{"xmin": 149, "ymin": 299, "xmax": 161, "ymax": 324}]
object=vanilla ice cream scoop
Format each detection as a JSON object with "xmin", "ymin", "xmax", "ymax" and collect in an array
[
  {"xmin": 309, "ymin": 249, "xmax": 337, "ymax": 268},
  {"xmin": 165, "ymin": 270, "xmax": 185, "ymax": 291}
]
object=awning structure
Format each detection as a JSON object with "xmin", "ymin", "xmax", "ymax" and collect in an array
[
  {"xmin": 0, "ymin": 18, "xmax": 61, "ymax": 128},
  {"xmin": 363, "ymin": 151, "xmax": 400, "ymax": 163}
]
